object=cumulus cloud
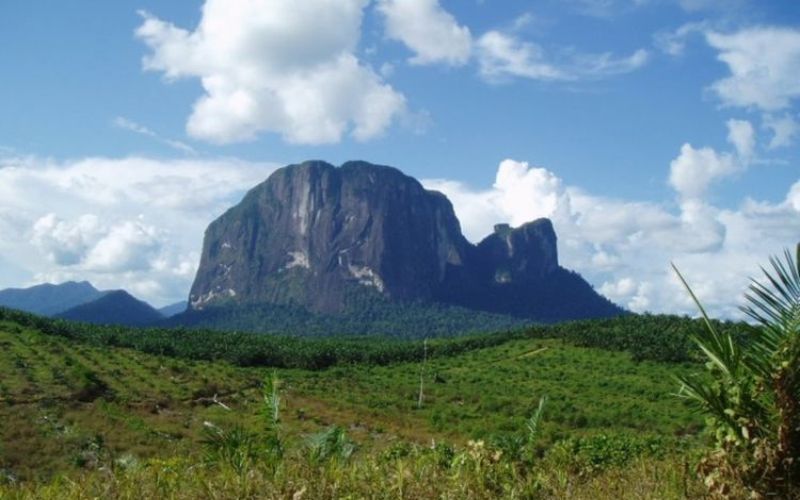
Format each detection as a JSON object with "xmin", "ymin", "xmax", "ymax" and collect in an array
[
  {"xmin": 668, "ymin": 143, "xmax": 738, "ymax": 200},
  {"xmin": 136, "ymin": 0, "xmax": 406, "ymax": 145},
  {"xmin": 424, "ymin": 156, "xmax": 799, "ymax": 318},
  {"xmin": 31, "ymin": 214, "xmax": 103, "ymax": 266},
  {"xmin": 32, "ymin": 214, "xmax": 165, "ymax": 273},
  {"xmin": 668, "ymin": 120, "xmax": 757, "ymax": 206},
  {"xmin": 83, "ymin": 219, "xmax": 164, "ymax": 272},
  {"xmin": 477, "ymin": 30, "xmax": 648, "ymax": 82},
  {"xmin": 377, "ymin": 0, "xmax": 472, "ymax": 66},
  {"xmin": 0, "ymin": 154, "xmax": 277, "ymax": 305},
  {"xmin": 706, "ymin": 27, "xmax": 800, "ymax": 111}
]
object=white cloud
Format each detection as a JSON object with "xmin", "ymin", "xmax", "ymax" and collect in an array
[
  {"xmin": 763, "ymin": 114, "xmax": 798, "ymax": 149},
  {"xmin": 136, "ymin": 0, "xmax": 406, "ymax": 145},
  {"xmin": 0, "ymin": 154, "xmax": 277, "ymax": 306},
  {"xmin": 423, "ymin": 159, "xmax": 570, "ymax": 242},
  {"xmin": 477, "ymin": 31, "xmax": 566, "ymax": 82},
  {"xmin": 668, "ymin": 143, "xmax": 738, "ymax": 200},
  {"xmin": 31, "ymin": 214, "xmax": 103, "ymax": 266},
  {"xmin": 572, "ymin": 48, "xmax": 649, "ymax": 77},
  {"xmin": 83, "ymin": 219, "xmax": 164, "ymax": 273},
  {"xmin": 32, "ymin": 214, "xmax": 165, "ymax": 273},
  {"xmin": 476, "ymin": 30, "xmax": 647, "ymax": 82},
  {"xmin": 424, "ymin": 155, "xmax": 799, "ymax": 318},
  {"xmin": 377, "ymin": 0, "xmax": 472, "ymax": 66},
  {"xmin": 788, "ymin": 181, "xmax": 800, "ymax": 211},
  {"xmin": 726, "ymin": 118, "xmax": 755, "ymax": 160},
  {"xmin": 113, "ymin": 117, "xmax": 197, "ymax": 155},
  {"xmin": 600, "ymin": 277, "xmax": 637, "ymax": 297},
  {"xmin": 493, "ymin": 160, "xmax": 568, "ymax": 223},
  {"xmin": 706, "ymin": 27, "xmax": 800, "ymax": 111},
  {"xmin": 654, "ymin": 22, "xmax": 708, "ymax": 57}
]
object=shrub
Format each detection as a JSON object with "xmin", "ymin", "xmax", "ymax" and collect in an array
[
  {"xmin": 674, "ymin": 246, "xmax": 800, "ymax": 498},
  {"xmin": 306, "ymin": 426, "xmax": 356, "ymax": 464}
]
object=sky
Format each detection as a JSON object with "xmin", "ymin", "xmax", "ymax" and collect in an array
[{"xmin": 0, "ymin": 0, "xmax": 798, "ymax": 317}]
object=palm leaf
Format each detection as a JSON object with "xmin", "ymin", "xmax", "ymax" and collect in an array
[{"xmin": 672, "ymin": 263, "xmax": 742, "ymax": 379}]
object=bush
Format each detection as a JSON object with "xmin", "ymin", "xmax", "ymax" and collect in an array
[{"xmin": 675, "ymin": 246, "xmax": 800, "ymax": 498}]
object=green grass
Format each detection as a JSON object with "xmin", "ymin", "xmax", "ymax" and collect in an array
[
  {"xmin": 284, "ymin": 338, "xmax": 701, "ymax": 445},
  {"xmin": 0, "ymin": 316, "xmax": 704, "ymax": 493}
]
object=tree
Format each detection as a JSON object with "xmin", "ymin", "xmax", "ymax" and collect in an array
[{"xmin": 673, "ymin": 245, "xmax": 800, "ymax": 498}]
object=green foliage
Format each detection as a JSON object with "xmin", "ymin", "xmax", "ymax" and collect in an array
[
  {"xmin": 674, "ymin": 246, "xmax": 800, "ymax": 498},
  {"xmin": 1, "ymin": 447, "xmax": 705, "ymax": 499},
  {"xmin": 526, "ymin": 396, "xmax": 547, "ymax": 446},
  {"xmin": 306, "ymin": 426, "xmax": 356, "ymax": 464},
  {"xmin": 69, "ymin": 366, "xmax": 110, "ymax": 402},
  {"xmin": 0, "ymin": 306, "xmax": 534, "ymax": 370},
  {"xmin": 202, "ymin": 372, "xmax": 285, "ymax": 473},
  {"xmin": 260, "ymin": 371, "xmax": 283, "ymax": 462},
  {"xmin": 544, "ymin": 434, "xmax": 671, "ymax": 475},
  {"xmin": 0, "ymin": 305, "xmax": 751, "ymax": 376},
  {"xmin": 171, "ymin": 293, "xmax": 533, "ymax": 338},
  {"xmin": 201, "ymin": 422, "xmax": 260, "ymax": 474},
  {"xmin": 262, "ymin": 371, "xmax": 281, "ymax": 429}
]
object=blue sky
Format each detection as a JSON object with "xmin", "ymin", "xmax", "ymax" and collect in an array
[{"xmin": 0, "ymin": 0, "xmax": 798, "ymax": 316}]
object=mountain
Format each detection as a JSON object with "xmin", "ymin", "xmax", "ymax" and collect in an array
[
  {"xmin": 0, "ymin": 281, "xmax": 104, "ymax": 316},
  {"xmin": 158, "ymin": 301, "xmax": 187, "ymax": 318},
  {"xmin": 183, "ymin": 160, "xmax": 623, "ymax": 334},
  {"xmin": 56, "ymin": 290, "xmax": 164, "ymax": 327},
  {"xmin": 189, "ymin": 160, "xmax": 469, "ymax": 313}
]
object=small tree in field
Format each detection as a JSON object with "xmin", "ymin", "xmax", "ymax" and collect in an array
[{"xmin": 673, "ymin": 245, "xmax": 800, "ymax": 498}]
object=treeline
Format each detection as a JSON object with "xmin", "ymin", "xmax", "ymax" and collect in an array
[
  {"xmin": 0, "ymin": 306, "xmax": 753, "ymax": 369},
  {"xmin": 546, "ymin": 313, "xmax": 752, "ymax": 363},
  {"xmin": 166, "ymin": 297, "xmax": 533, "ymax": 338},
  {"xmin": 0, "ymin": 306, "xmax": 526, "ymax": 370}
]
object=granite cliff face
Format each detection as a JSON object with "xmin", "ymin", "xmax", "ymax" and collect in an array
[
  {"xmin": 188, "ymin": 160, "xmax": 621, "ymax": 322},
  {"xmin": 474, "ymin": 221, "xmax": 559, "ymax": 285},
  {"xmin": 190, "ymin": 161, "xmax": 470, "ymax": 313}
]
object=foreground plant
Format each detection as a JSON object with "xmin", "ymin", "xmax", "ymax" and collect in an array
[
  {"xmin": 673, "ymin": 245, "xmax": 800, "ymax": 498},
  {"xmin": 202, "ymin": 372, "xmax": 284, "ymax": 472}
]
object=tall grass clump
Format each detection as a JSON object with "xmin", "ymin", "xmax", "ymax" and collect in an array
[{"xmin": 674, "ymin": 245, "xmax": 800, "ymax": 498}]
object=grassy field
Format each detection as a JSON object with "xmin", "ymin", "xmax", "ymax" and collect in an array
[{"xmin": 0, "ymin": 315, "xmax": 708, "ymax": 498}]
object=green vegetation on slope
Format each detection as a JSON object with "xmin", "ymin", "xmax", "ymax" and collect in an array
[
  {"xmin": 0, "ymin": 315, "xmax": 702, "ymax": 490},
  {"xmin": 0, "ymin": 306, "xmax": 752, "ymax": 370},
  {"xmin": 169, "ymin": 298, "xmax": 534, "ymax": 338}
]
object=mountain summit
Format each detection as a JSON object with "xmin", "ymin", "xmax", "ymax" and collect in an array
[
  {"xmin": 0, "ymin": 281, "xmax": 104, "ymax": 316},
  {"xmin": 190, "ymin": 160, "xmax": 470, "ymax": 313},
  {"xmin": 187, "ymin": 160, "xmax": 622, "ymax": 328}
]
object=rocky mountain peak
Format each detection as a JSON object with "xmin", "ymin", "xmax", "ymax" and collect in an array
[
  {"xmin": 187, "ymin": 160, "xmax": 622, "ymax": 322},
  {"xmin": 476, "ymin": 218, "xmax": 558, "ymax": 284},
  {"xmin": 190, "ymin": 160, "xmax": 470, "ymax": 313}
]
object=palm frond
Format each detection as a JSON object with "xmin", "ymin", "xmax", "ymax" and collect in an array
[
  {"xmin": 526, "ymin": 396, "xmax": 547, "ymax": 445},
  {"xmin": 672, "ymin": 263, "xmax": 742, "ymax": 379}
]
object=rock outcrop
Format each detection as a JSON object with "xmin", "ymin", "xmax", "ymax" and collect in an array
[
  {"xmin": 190, "ymin": 160, "xmax": 470, "ymax": 313},
  {"xmin": 188, "ymin": 160, "xmax": 623, "ymax": 322}
]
